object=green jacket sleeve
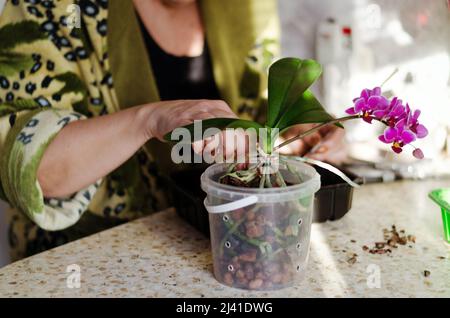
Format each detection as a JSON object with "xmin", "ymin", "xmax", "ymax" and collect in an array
[{"xmin": 0, "ymin": 1, "xmax": 102, "ymax": 230}]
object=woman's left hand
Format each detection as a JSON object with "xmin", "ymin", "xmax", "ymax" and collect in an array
[{"xmin": 278, "ymin": 124, "xmax": 348, "ymax": 165}]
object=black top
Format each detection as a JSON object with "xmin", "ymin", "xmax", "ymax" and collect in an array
[{"xmin": 139, "ymin": 19, "xmax": 221, "ymax": 101}]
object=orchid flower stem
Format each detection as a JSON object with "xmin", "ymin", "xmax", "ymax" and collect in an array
[
  {"xmin": 274, "ymin": 115, "xmax": 358, "ymax": 152},
  {"xmin": 274, "ymin": 115, "xmax": 388, "ymax": 152}
]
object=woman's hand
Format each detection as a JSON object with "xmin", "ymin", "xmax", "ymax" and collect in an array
[
  {"xmin": 141, "ymin": 100, "xmax": 247, "ymax": 162},
  {"xmin": 142, "ymin": 99, "xmax": 237, "ymax": 141},
  {"xmin": 38, "ymin": 99, "xmax": 237, "ymax": 198},
  {"xmin": 278, "ymin": 124, "xmax": 348, "ymax": 165}
]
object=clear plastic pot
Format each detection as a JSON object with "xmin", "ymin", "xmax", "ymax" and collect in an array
[{"xmin": 201, "ymin": 159, "xmax": 320, "ymax": 290}]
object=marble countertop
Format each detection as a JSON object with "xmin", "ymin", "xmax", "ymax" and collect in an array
[{"xmin": 0, "ymin": 179, "xmax": 449, "ymax": 297}]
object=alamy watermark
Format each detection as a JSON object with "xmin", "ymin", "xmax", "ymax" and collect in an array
[
  {"xmin": 366, "ymin": 264, "xmax": 381, "ymax": 289},
  {"xmin": 170, "ymin": 121, "xmax": 280, "ymax": 173},
  {"xmin": 66, "ymin": 264, "xmax": 81, "ymax": 289},
  {"xmin": 65, "ymin": 4, "xmax": 81, "ymax": 29}
]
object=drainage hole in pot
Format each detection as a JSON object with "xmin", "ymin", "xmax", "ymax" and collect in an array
[
  {"xmin": 225, "ymin": 241, "xmax": 231, "ymax": 248},
  {"xmin": 223, "ymin": 215, "xmax": 230, "ymax": 222},
  {"xmin": 227, "ymin": 264, "xmax": 234, "ymax": 272},
  {"xmin": 297, "ymin": 218, "xmax": 303, "ymax": 226}
]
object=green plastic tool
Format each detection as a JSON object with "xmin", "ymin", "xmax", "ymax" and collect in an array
[{"xmin": 429, "ymin": 188, "xmax": 450, "ymax": 244}]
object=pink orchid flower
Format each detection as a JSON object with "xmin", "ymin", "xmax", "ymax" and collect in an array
[{"xmin": 346, "ymin": 88, "xmax": 428, "ymax": 159}]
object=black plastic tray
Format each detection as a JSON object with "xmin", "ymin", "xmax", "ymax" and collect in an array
[
  {"xmin": 164, "ymin": 165, "xmax": 363, "ymax": 237},
  {"xmin": 312, "ymin": 166, "xmax": 363, "ymax": 223}
]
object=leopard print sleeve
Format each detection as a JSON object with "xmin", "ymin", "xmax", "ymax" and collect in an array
[{"xmin": 0, "ymin": 1, "xmax": 104, "ymax": 230}]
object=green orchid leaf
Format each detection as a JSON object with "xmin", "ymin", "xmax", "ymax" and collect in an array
[
  {"xmin": 276, "ymin": 90, "xmax": 338, "ymax": 132},
  {"xmin": 164, "ymin": 118, "xmax": 263, "ymax": 142},
  {"xmin": 267, "ymin": 58, "xmax": 322, "ymax": 127}
]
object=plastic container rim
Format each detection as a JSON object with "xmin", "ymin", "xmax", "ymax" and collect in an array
[{"xmin": 201, "ymin": 159, "xmax": 321, "ymax": 203}]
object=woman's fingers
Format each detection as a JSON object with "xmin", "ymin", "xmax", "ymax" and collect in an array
[
  {"xmin": 183, "ymin": 101, "xmax": 236, "ymax": 126},
  {"xmin": 192, "ymin": 129, "xmax": 250, "ymax": 164},
  {"xmin": 278, "ymin": 124, "xmax": 321, "ymax": 155},
  {"xmin": 191, "ymin": 100, "xmax": 236, "ymax": 118},
  {"xmin": 187, "ymin": 100, "xmax": 240, "ymax": 159},
  {"xmin": 305, "ymin": 128, "xmax": 347, "ymax": 164},
  {"xmin": 277, "ymin": 139, "xmax": 308, "ymax": 155},
  {"xmin": 187, "ymin": 111, "xmax": 215, "ymax": 122},
  {"xmin": 302, "ymin": 131, "xmax": 323, "ymax": 148},
  {"xmin": 153, "ymin": 99, "xmax": 236, "ymax": 140},
  {"xmin": 192, "ymin": 139, "xmax": 205, "ymax": 154},
  {"xmin": 208, "ymin": 100, "xmax": 237, "ymax": 116},
  {"xmin": 159, "ymin": 99, "xmax": 242, "ymax": 162},
  {"xmin": 221, "ymin": 129, "xmax": 249, "ymax": 162},
  {"xmin": 306, "ymin": 146, "xmax": 348, "ymax": 165}
]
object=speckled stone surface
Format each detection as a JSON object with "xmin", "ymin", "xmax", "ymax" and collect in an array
[{"xmin": 0, "ymin": 179, "xmax": 449, "ymax": 297}]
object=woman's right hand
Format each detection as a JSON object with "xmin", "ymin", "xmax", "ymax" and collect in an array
[
  {"xmin": 38, "ymin": 99, "xmax": 237, "ymax": 198},
  {"xmin": 141, "ymin": 99, "xmax": 237, "ymax": 141}
]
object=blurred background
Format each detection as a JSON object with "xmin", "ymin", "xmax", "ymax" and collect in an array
[
  {"xmin": 279, "ymin": 0, "xmax": 450, "ymax": 181},
  {"xmin": 0, "ymin": 0, "xmax": 449, "ymax": 266}
]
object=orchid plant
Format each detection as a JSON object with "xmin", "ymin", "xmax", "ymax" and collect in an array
[{"xmin": 166, "ymin": 57, "xmax": 428, "ymax": 188}]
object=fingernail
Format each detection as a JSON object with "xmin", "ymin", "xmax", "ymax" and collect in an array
[{"xmin": 316, "ymin": 146, "xmax": 328, "ymax": 154}]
